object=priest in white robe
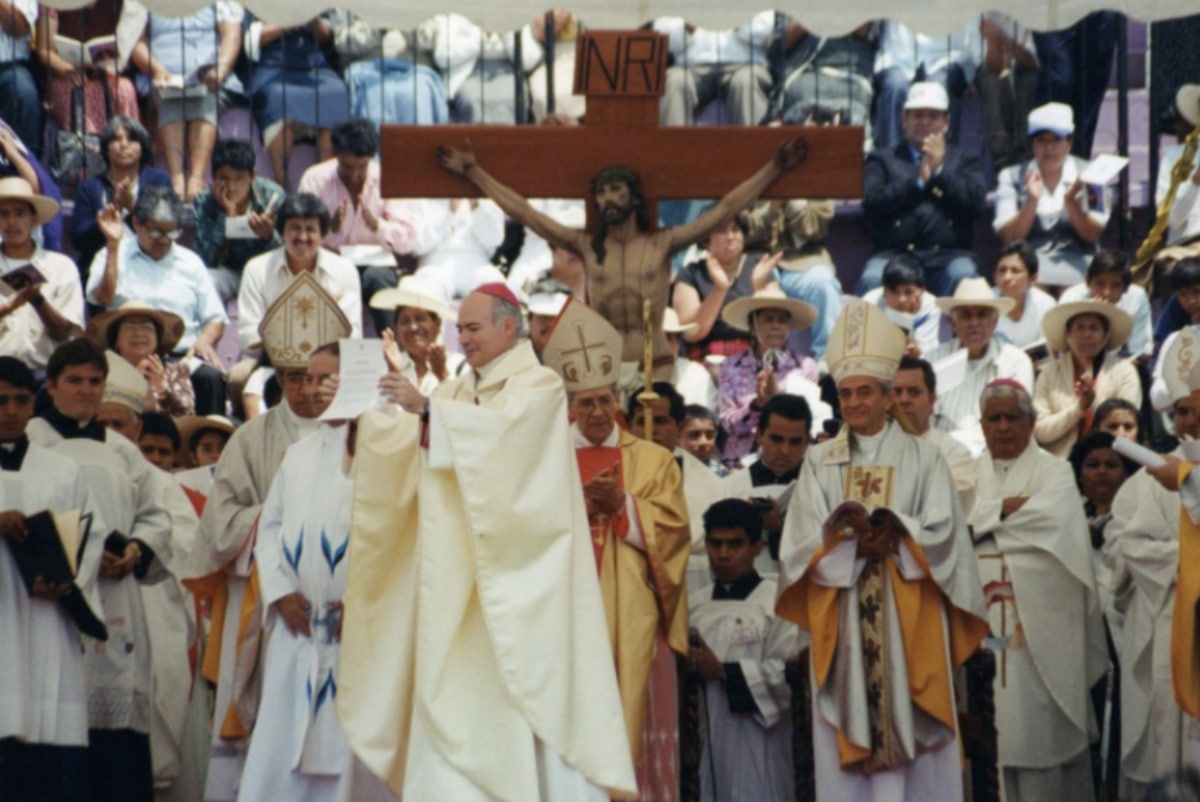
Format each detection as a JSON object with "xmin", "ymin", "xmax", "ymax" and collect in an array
[
  {"xmin": 29, "ymin": 341, "xmax": 172, "ymax": 802},
  {"xmin": 340, "ymin": 284, "xmax": 637, "ymax": 801},
  {"xmin": 689, "ymin": 498, "xmax": 804, "ymax": 802},
  {"xmin": 184, "ymin": 275, "xmax": 353, "ymax": 802},
  {"xmin": 0, "ymin": 356, "xmax": 105, "ymax": 802},
  {"xmin": 968, "ymin": 379, "xmax": 1107, "ymax": 802},
  {"xmin": 776, "ymin": 300, "xmax": 988, "ymax": 802}
]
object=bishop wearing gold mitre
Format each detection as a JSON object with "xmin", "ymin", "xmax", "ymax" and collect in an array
[
  {"xmin": 774, "ymin": 299, "xmax": 988, "ymax": 802},
  {"xmin": 542, "ymin": 298, "xmax": 691, "ymax": 801}
]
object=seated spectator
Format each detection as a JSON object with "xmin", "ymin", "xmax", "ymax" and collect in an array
[
  {"xmin": 679, "ymin": 403, "xmax": 724, "ymax": 475},
  {"xmin": 766, "ymin": 21, "xmax": 874, "ymax": 135},
  {"xmin": 137, "ymin": 411, "xmax": 180, "ymax": 471},
  {"xmin": 297, "ymin": 117, "xmax": 431, "ymax": 334},
  {"xmin": 0, "ymin": 120, "xmax": 64, "ymax": 252},
  {"xmin": 663, "ymin": 308, "xmax": 718, "ymax": 411},
  {"xmin": 654, "ymin": 11, "xmax": 774, "ymax": 126},
  {"xmin": 0, "ymin": 177, "xmax": 83, "ymax": 370},
  {"xmin": 0, "ymin": 0, "xmax": 41, "ymax": 157},
  {"xmin": 742, "ymin": 198, "xmax": 843, "ymax": 359},
  {"xmin": 688, "ymin": 498, "xmax": 803, "ymax": 802},
  {"xmin": 872, "ymin": 19, "xmax": 983, "ymax": 148},
  {"xmin": 862, "ymin": 252, "xmax": 942, "ymax": 356},
  {"xmin": 419, "ymin": 13, "xmax": 539, "ymax": 124},
  {"xmin": 87, "ymin": 302, "xmax": 193, "ymax": 416},
  {"xmin": 995, "ymin": 103, "xmax": 1109, "ymax": 289},
  {"xmin": 126, "ymin": 0, "xmax": 244, "ymax": 200},
  {"xmin": 716, "ymin": 287, "xmax": 818, "ymax": 468},
  {"xmin": 70, "ymin": 115, "xmax": 172, "ymax": 278},
  {"xmin": 36, "ymin": 2, "xmax": 140, "ymax": 140},
  {"xmin": 925, "ymin": 277, "xmax": 1034, "ymax": 455},
  {"xmin": 86, "ymin": 185, "xmax": 229, "ymax": 414},
  {"xmin": 977, "ymin": 14, "xmax": 1038, "ymax": 169},
  {"xmin": 192, "ymin": 139, "xmax": 285, "ymax": 302},
  {"xmin": 993, "ymin": 240, "xmax": 1056, "ymax": 348},
  {"xmin": 1034, "ymin": 300, "xmax": 1140, "ymax": 456},
  {"xmin": 1059, "ymin": 249, "xmax": 1154, "ymax": 360},
  {"xmin": 367, "ymin": 274, "xmax": 462, "ymax": 395},
  {"xmin": 671, "ymin": 212, "xmax": 762, "ymax": 359},
  {"xmin": 1092, "ymin": 397, "xmax": 1140, "ymax": 442},
  {"xmin": 175, "ymin": 414, "xmax": 234, "ymax": 468},
  {"xmin": 1148, "ymin": 84, "xmax": 1200, "ymax": 282},
  {"xmin": 327, "ymin": 9, "xmax": 449, "ymax": 125},
  {"xmin": 857, "ymin": 82, "xmax": 987, "ymax": 296},
  {"xmin": 244, "ymin": 12, "xmax": 349, "ymax": 187}
]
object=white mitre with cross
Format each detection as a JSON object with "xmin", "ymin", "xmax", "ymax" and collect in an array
[
  {"xmin": 103, "ymin": 350, "xmax": 148, "ymax": 413},
  {"xmin": 825, "ymin": 299, "xmax": 907, "ymax": 385},
  {"xmin": 542, "ymin": 298, "xmax": 623, "ymax": 393},
  {"xmin": 1160, "ymin": 328, "xmax": 1200, "ymax": 409},
  {"xmin": 258, "ymin": 273, "xmax": 353, "ymax": 370}
]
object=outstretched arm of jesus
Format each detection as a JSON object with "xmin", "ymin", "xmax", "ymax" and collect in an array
[
  {"xmin": 667, "ymin": 137, "xmax": 808, "ymax": 252},
  {"xmin": 438, "ymin": 142, "xmax": 588, "ymax": 254}
]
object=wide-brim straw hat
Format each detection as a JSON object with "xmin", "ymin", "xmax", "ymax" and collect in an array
[
  {"xmin": 663, "ymin": 307, "xmax": 698, "ymax": 337},
  {"xmin": 86, "ymin": 301, "xmax": 186, "ymax": 354},
  {"xmin": 0, "ymin": 176, "xmax": 60, "ymax": 224},
  {"xmin": 721, "ymin": 287, "xmax": 818, "ymax": 333},
  {"xmin": 934, "ymin": 277, "xmax": 1016, "ymax": 316},
  {"xmin": 1177, "ymin": 84, "xmax": 1200, "ymax": 127},
  {"xmin": 1041, "ymin": 300, "xmax": 1134, "ymax": 354},
  {"xmin": 368, "ymin": 275, "xmax": 455, "ymax": 322},
  {"xmin": 175, "ymin": 415, "xmax": 237, "ymax": 448}
]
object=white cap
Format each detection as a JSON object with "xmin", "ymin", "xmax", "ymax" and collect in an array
[
  {"xmin": 1027, "ymin": 102, "xmax": 1075, "ymax": 137},
  {"xmin": 527, "ymin": 289, "xmax": 571, "ymax": 318},
  {"xmin": 904, "ymin": 82, "xmax": 949, "ymax": 112}
]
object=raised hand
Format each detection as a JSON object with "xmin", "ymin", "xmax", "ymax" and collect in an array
[
  {"xmin": 774, "ymin": 137, "xmax": 808, "ymax": 171},
  {"xmin": 438, "ymin": 141, "xmax": 477, "ymax": 176}
]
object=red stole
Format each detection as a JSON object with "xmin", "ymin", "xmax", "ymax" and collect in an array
[{"xmin": 575, "ymin": 446, "xmax": 625, "ymax": 569}]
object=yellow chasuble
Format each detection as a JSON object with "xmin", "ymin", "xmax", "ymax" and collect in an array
[
  {"xmin": 1173, "ymin": 461, "xmax": 1200, "ymax": 716},
  {"xmin": 582, "ymin": 428, "xmax": 692, "ymax": 759},
  {"xmin": 339, "ymin": 343, "xmax": 637, "ymax": 802}
]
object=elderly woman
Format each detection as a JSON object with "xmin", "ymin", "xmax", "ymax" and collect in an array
[
  {"xmin": 368, "ymin": 275, "xmax": 464, "ymax": 395},
  {"xmin": 88, "ymin": 301, "xmax": 193, "ymax": 415},
  {"xmin": 1033, "ymin": 300, "xmax": 1141, "ymax": 456},
  {"xmin": 995, "ymin": 102, "xmax": 1109, "ymax": 289},
  {"xmin": 993, "ymin": 240, "xmax": 1056, "ymax": 348},
  {"xmin": 69, "ymin": 115, "xmax": 172, "ymax": 276},
  {"xmin": 715, "ymin": 286, "xmax": 817, "ymax": 467}
]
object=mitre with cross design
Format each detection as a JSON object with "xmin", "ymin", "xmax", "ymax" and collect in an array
[
  {"xmin": 258, "ymin": 273, "xmax": 353, "ymax": 369},
  {"xmin": 1159, "ymin": 328, "xmax": 1200, "ymax": 409},
  {"xmin": 825, "ymin": 299, "xmax": 907, "ymax": 386},
  {"xmin": 542, "ymin": 297, "xmax": 623, "ymax": 393}
]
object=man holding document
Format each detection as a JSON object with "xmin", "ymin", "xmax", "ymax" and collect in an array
[{"xmin": 0, "ymin": 355, "xmax": 104, "ymax": 802}]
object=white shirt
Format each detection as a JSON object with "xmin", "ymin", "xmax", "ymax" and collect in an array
[
  {"xmin": 0, "ymin": 0, "xmax": 35, "ymax": 62},
  {"xmin": 0, "ymin": 246, "xmax": 85, "ymax": 368},
  {"xmin": 926, "ymin": 337, "xmax": 1034, "ymax": 456},
  {"xmin": 863, "ymin": 286, "xmax": 943, "ymax": 356},
  {"xmin": 236, "ymin": 247, "xmax": 362, "ymax": 353},
  {"xmin": 1157, "ymin": 142, "xmax": 1200, "ymax": 247},
  {"xmin": 995, "ymin": 286, "xmax": 1056, "ymax": 349}
]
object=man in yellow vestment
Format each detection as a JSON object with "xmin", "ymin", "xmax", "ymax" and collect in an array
[
  {"xmin": 339, "ymin": 284, "xmax": 637, "ymax": 802},
  {"xmin": 775, "ymin": 299, "xmax": 988, "ymax": 802},
  {"xmin": 542, "ymin": 298, "xmax": 692, "ymax": 802}
]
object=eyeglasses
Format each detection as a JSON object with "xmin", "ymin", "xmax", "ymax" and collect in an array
[
  {"xmin": 143, "ymin": 227, "xmax": 181, "ymax": 241},
  {"xmin": 119, "ymin": 321, "xmax": 157, "ymax": 334}
]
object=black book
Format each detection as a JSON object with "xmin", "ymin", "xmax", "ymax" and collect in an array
[{"xmin": 5, "ymin": 510, "xmax": 107, "ymax": 640}]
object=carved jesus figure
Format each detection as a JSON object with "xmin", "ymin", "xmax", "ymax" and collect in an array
[{"xmin": 438, "ymin": 138, "xmax": 808, "ymax": 377}]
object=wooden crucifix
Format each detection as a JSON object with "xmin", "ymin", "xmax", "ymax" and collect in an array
[{"xmin": 379, "ymin": 29, "xmax": 864, "ymax": 378}]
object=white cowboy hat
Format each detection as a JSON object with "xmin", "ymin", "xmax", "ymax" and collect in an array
[
  {"xmin": 934, "ymin": 277, "xmax": 1015, "ymax": 316},
  {"xmin": 721, "ymin": 287, "xmax": 818, "ymax": 333},
  {"xmin": 0, "ymin": 176, "xmax": 60, "ymax": 224},
  {"xmin": 1177, "ymin": 84, "xmax": 1200, "ymax": 127},
  {"xmin": 87, "ymin": 301, "xmax": 186, "ymax": 354},
  {"xmin": 369, "ymin": 275, "xmax": 455, "ymax": 322},
  {"xmin": 662, "ymin": 307, "xmax": 698, "ymax": 337},
  {"xmin": 1041, "ymin": 300, "xmax": 1134, "ymax": 354}
]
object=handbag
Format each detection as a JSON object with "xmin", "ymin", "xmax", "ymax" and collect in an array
[{"xmin": 51, "ymin": 79, "xmax": 112, "ymax": 187}]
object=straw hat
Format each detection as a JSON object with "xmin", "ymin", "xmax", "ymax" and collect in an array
[
  {"xmin": 1177, "ymin": 84, "xmax": 1200, "ymax": 127},
  {"xmin": 102, "ymin": 351, "xmax": 148, "ymax": 414},
  {"xmin": 934, "ymin": 277, "xmax": 1015, "ymax": 316},
  {"xmin": 87, "ymin": 301, "xmax": 185, "ymax": 354},
  {"xmin": 0, "ymin": 176, "xmax": 59, "ymax": 224},
  {"xmin": 825, "ymin": 299, "xmax": 906, "ymax": 385},
  {"xmin": 176, "ymin": 415, "xmax": 237, "ymax": 448},
  {"xmin": 1041, "ymin": 300, "xmax": 1133, "ymax": 355},
  {"xmin": 662, "ymin": 307, "xmax": 698, "ymax": 337},
  {"xmin": 721, "ymin": 287, "xmax": 818, "ymax": 333},
  {"xmin": 368, "ymin": 275, "xmax": 455, "ymax": 322},
  {"xmin": 542, "ymin": 297, "xmax": 623, "ymax": 393}
]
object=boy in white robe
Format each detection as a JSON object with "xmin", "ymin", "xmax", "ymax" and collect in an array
[
  {"xmin": 688, "ymin": 498, "xmax": 803, "ymax": 802},
  {"xmin": 0, "ymin": 356, "xmax": 104, "ymax": 802}
]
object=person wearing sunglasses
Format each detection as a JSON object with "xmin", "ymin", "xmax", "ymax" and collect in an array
[{"xmin": 86, "ymin": 185, "xmax": 230, "ymax": 414}]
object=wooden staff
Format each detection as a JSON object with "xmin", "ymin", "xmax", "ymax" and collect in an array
[
  {"xmin": 637, "ymin": 298, "xmax": 660, "ymax": 441},
  {"xmin": 1133, "ymin": 120, "xmax": 1200, "ymax": 284}
]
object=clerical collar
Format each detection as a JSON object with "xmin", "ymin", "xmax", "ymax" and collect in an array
[
  {"xmin": 0, "ymin": 435, "xmax": 29, "ymax": 470},
  {"xmin": 40, "ymin": 406, "xmax": 106, "ymax": 441},
  {"xmin": 572, "ymin": 423, "xmax": 619, "ymax": 449},
  {"xmin": 712, "ymin": 571, "xmax": 762, "ymax": 601},
  {"xmin": 850, "ymin": 422, "xmax": 889, "ymax": 463},
  {"xmin": 279, "ymin": 400, "xmax": 320, "ymax": 438},
  {"xmin": 749, "ymin": 460, "xmax": 799, "ymax": 487}
]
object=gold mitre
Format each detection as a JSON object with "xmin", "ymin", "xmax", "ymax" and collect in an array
[
  {"xmin": 258, "ymin": 273, "xmax": 353, "ymax": 369},
  {"xmin": 542, "ymin": 297, "xmax": 623, "ymax": 393},
  {"xmin": 1160, "ymin": 329, "xmax": 1200, "ymax": 408},
  {"xmin": 103, "ymin": 350, "xmax": 148, "ymax": 413},
  {"xmin": 825, "ymin": 299, "xmax": 906, "ymax": 385}
]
